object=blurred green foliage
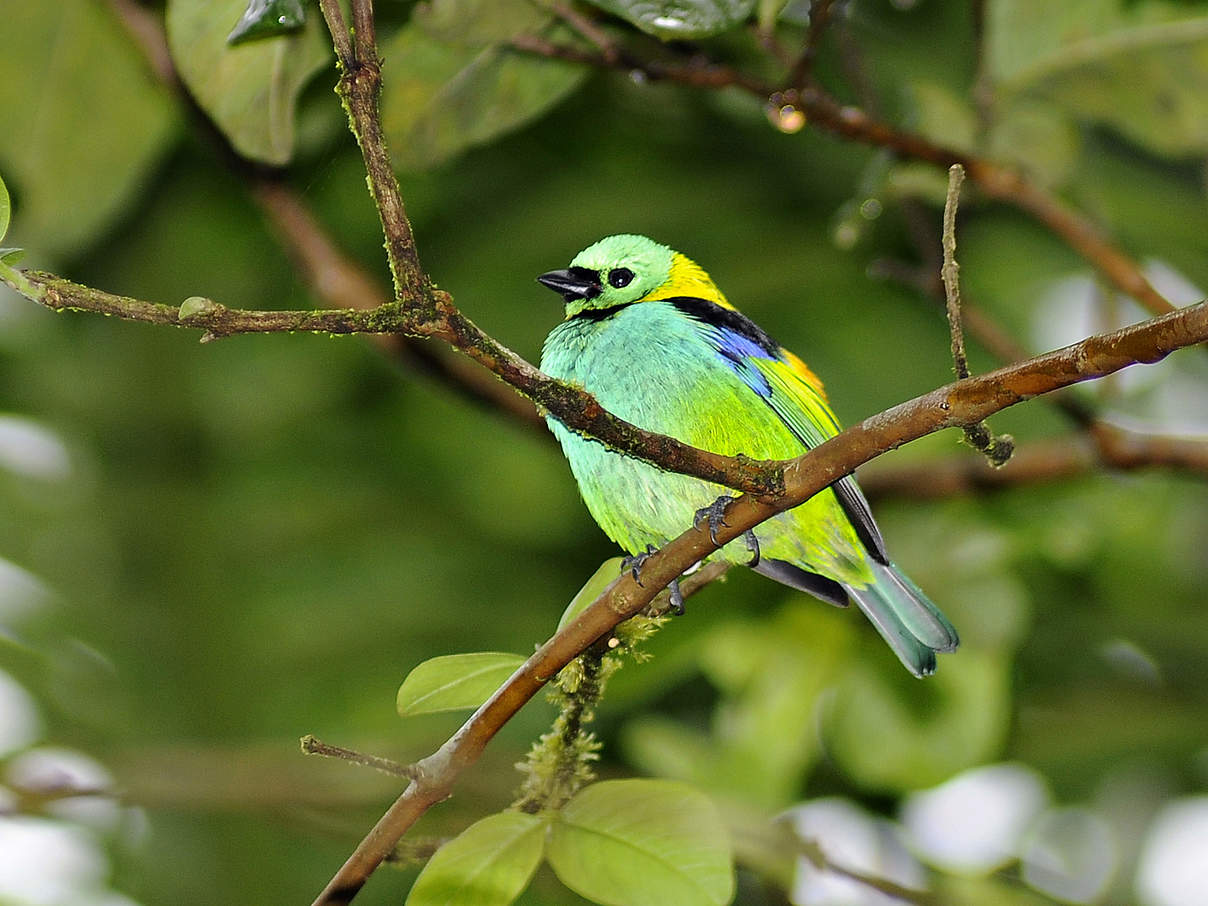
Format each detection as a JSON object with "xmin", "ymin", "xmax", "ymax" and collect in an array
[{"xmin": 0, "ymin": 1, "xmax": 1206, "ymax": 904}]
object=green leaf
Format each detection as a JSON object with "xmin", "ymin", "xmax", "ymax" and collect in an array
[
  {"xmin": 0, "ymin": 171, "xmax": 10, "ymax": 241},
  {"xmin": 987, "ymin": 0, "xmax": 1208, "ymax": 156},
  {"xmin": 414, "ymin": 0, "xmax": 554, "ymax": 47},
  {"xmin": 0, "ymin": 248, "xmax": 26, "ymax": 266},
  {"xmin": 0, "ymin": 0, "xmax": 177, "ymax": 256},
  {"xmin": 585, "ymin": 0, "xmax": 755, "ymax": 40},
  {"xmin": 547, "ymin": 779, "xmax": 734, "ymax": 906},
  {"xmin": 166, "ymin": 0, "xmax": 330, "ymax": 164},
  {"xmin": 381, "ymin": 25, "xmax": 587, "ymax": 172},
  {"xmin": 558, "ymin": 557, "xmax": 625, "ymax": 631},
  {"xmin": 396, "ymin": 651, "xmax": 526, "ymax": 716},
  {"xmin": 406, "ymin": 811, "xmax": 548, "ymax": 906},
  {"xmin": 228, "ymin": 0, "xmax": 307, "ymax": 45}
]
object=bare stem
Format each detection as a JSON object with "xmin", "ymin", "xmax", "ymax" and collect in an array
[
  {"xmin": 318, "ymin": 0, "xmax": 428, "ymax": 308},
  {"xmin": 860, "ymin": 424, "xmax": 1208, "ymax": 498},
  {"xmin": 300, "ymin": 736, "xmax": 418, "ymax": 780},
  {"xmin": 941, "ymin": 165, "xmax": 1014, "ymax": 467}
]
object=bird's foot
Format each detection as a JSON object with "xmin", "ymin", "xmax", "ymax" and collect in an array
[
  {"xmin": 743, "ymin": 530, "xmax": 760, "ymax": 568},
  {"xmin": 621, "ymin": 547, "xmax": 687, "ymax": 616},
  {"xmin": 694, "ymin": 495, "xmax": 736, "ymax": 546},
  {"xmin": 694, "ymin": 496, "xmax": 760, "ymax": 566},
  {"xmin": 668, "ymin": 578, "xmax": 685, "ymax": 616},
  {"xmin": 620, "ymin": 544, "xmax": 657, "ymax": 586}
]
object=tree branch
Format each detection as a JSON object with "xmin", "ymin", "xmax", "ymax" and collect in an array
[
  {"xmin": 8, "ymin": 269, "xmax": 785, "ymax": 496},
  {"xmin": 311, "ymin": 299, "xmax": 1208, "ymax": 904},
  {"xmin": 104, "ymin": 0, "xmax": 548, "ymax": 429},
  {"xmin": 318, "ymin": 0, "xmax": 428, "ymax": 308},
  {"xmin": 786, "ymin": 0, "xmax": 841, "ymax": 90},
  {"xmin": 508, "ymin": 40, "xmax": 1175, "ymax": 318},
  {"xmin": 942, "ymin": 164, "xmax": 1014, "ymax": 466},
  {"xmin": 300, "ymin": 735, "xmax": 419, "ymax": 781},
  {"xmin": 860, "ymin": 424, "xmax": 1208, "ymax": 500}
]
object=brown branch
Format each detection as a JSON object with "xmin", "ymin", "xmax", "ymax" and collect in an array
[
  {"xmin": 791, "ymin": 86, "xmax": 1175, "ymax": 317},
  {"xmin": 300, "ymin": 735, "xmax": 419, "ymax": 780},
  {"xmin": 319, "ymin": 0, "xmax": 428, "ymax": 307},
  {"xmin": 507, "ymin": 41, "xmax": 1175, "ymax": 319},
  {"xmin": 860, "ymin": 424, "xmax": 1208, "ymax": 500},
  {"xmin": 249, "ymin": 180, "xmax": 546, "ymax": 427},
  {"xmin": 311, "ymin": 300, "xmax": 1208, "ymax": 904},
  {"xmin": 941, "ymin": 165, "xmax": 1014, "ymax": 466},
  {"xmin": 9, "ymin": 269, "xmax": 784, "ymax": 496},
  {"xmin": 105, "ymin": 0, "xmax": 548, "ymax": 430}
]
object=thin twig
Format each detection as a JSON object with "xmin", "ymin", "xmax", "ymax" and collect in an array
[
  {"xmin": 787, "ymin": 0, "xmax": 840, "ymax": 90},
  {"xmin": 310, "ymin": 300, "xmax": 1208, "ymax": 904},
  {"xmin": 316, "ymin": 0, "xmax": 353, "ymax": 65},
  {"xmin": 551, "ymin": 1, "xmax": 619, "ymax": 63},
  {"xmin": 941, "ymin": 165, "xmax": 1014, "ymax": 467},
  {"xmin": 319, "ymin": 0, "xmax": 429, "ymax": 306},
  {"xmin": 10, "ymin": 270, "xmax": 784, "ymax": 496},
  {"xmin": 104, "ymin": 0, "xmax": 548, "ymax": 430},
  {"xmin": 301, "ymin": 735, "xmax": 419, "ymax": 780},
  {"xmin": 859, "ymin": 425, "xmax": 1208, "ymax": 500},
  {"xmin": 797, "ymin": 836, "xmax": 938, "ymax": 906},
  {"xmin": 941, "ymin": 165, "xmax": 971, "ymax": 380},
  {"xmin": 508, "ymin": 41, "xmax": 1176, "ymax": 318},
  {"xmin": 249, "ymin": 180, "xmax": 546, "ymax": 427}
]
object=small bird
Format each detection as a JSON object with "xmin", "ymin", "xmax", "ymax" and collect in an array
[{"xmin": 537, "ymin": 234, "xmax": 958, "ymax": 677}]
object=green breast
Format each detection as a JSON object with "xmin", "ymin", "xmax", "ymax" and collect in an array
[{"xmin": 540, "ymin": 301, "xmax": 869, "ymax": 583}]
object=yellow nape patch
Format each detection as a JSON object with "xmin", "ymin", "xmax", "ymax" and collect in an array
[
  {"xmin": 651, "ymin": 253, "xmax": 734, "ymax": 308},
  {"xmin": 782, "ymin": 349, "xmax": 827, "ymax": 397}
]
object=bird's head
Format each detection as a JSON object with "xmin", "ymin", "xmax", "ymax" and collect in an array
[{"xmin": 537, "ymin": 234, "xmax": 728, "ymax": 317}]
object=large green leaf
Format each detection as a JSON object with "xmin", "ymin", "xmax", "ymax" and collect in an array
[
  {"xmin": 987, "ymin": 0, "xmax": 1208, "ymax": 155},
  {"xmin": 547, "ymin": 779, "xmax": 734, "ymax": 906},
  {"xmin": 381, "ymin": 24, "xmax": 586, "ymax": 172},
  {"xmin": 396, "ymin": 651, "xmax": 526, "ymax": 716},
  {"xmin": 0, "ymin": 0, "xmax": 177, "ymax": 257},
  {"xmin": 166, "ymin": 0, "xmax": 329, "ymax": 164},
  {"xmin": 406, "ymin": 811, "xmax": 548, "ymax": 906},
  {"xmin": 585, "ymin": 0, "xmax": 755, "ymax": 40}
]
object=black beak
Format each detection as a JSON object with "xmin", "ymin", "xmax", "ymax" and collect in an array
[{"xmin": 537, "ymin": 267, "xmax": 602, "ymax": 304}]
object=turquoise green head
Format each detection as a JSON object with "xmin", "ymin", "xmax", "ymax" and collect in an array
[{"xmin": 537, "ymin": 234, "xmax": 675, "ymax": 317}]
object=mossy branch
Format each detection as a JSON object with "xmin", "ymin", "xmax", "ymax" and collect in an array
[{"xmin": 5, "ymin": 269, "xmax": 784, "ymax": 497}]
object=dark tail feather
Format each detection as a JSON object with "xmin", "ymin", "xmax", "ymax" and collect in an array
[
  {"xmin": 753, "ymin": 558, "xmax": 850, "ymax": 608},
  {"xmin": 846, "ymin": 561, "xmax": 959, "ymax": 678}
]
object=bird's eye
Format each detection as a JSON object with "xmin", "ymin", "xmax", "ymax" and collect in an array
[{"xmin": 608, "ymin": 267, "xmax": 635, "ymax": 288}]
